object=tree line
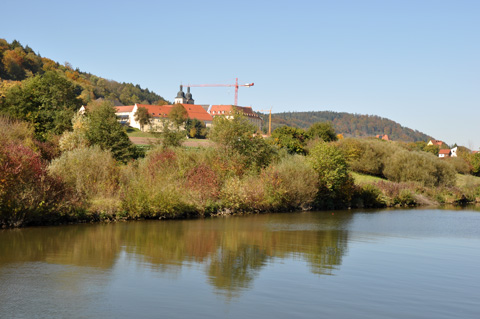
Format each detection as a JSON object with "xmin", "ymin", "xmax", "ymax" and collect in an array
[{"xmin": 261, "ymin": 110, "xmax": 432, "ymax": 142}]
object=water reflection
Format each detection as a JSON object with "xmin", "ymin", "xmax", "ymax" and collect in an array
[{"xmin": 0, "ymin": 212, "xmax": 354, "ymax": 296}]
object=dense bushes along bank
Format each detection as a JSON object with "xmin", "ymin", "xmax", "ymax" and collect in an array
[{"xmin": 2, "ymin": 114, "xmax": 480, "ymax": 228}]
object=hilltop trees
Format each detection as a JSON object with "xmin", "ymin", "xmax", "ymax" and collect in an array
[{"xmin": 0, "ymin": 38, "xmax": 169, "ymax": 108}]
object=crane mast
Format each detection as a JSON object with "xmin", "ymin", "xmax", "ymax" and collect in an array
[{"xmin": 183, "ymin": 78, "xmax": 254, "ymax": 106}]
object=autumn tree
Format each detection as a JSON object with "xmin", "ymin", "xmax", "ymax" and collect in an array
[
  {"xmin": 0, "ymin": 71, "xmax": 82, "ymax": 140},
  {"xmin": 270, "ymin": 126, "xmax": 309, "ymax": 155},
  {"xmin": 168, "ymin": 103, "xmax": 188, "ymax": 128}
]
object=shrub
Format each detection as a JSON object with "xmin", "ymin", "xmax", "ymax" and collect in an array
[
  {"xmin": 307, "ymin": 121, "xmax": 337, "ymax": 142},
  {"xmin": 263, "ymin": 155, "xmax": 318, "ymax": 210},
  {"xmin": 383, "ymin": 150, "xmax": 456, "ymax": 187},
  {"xmin": 0, "ymin": 142, "xmax": 79, "ymax": 227},
  {"xmin": 446, "ymin": 157, "xmax": 471, "ymax": 175},
  {"xmin": 121, "ymin": 147, "xmax": 196, "ymax": 218},
  {"xmin": 48, "ymin": 146, "xmax": 119, "ymax": 205},
  {"xmin": 336, "ymin": 138, "xmax": 396, "ymax": 177},
  {"xmin": 270, "ymin": 126, "xmax": 309, "ymax": 155},
  {"xmin": 308, "ymin": 142, "xmax": 355, "ymax": 209},
  {"xmin": 209, "ymin": 114, "xmax": 277, "ymax": 171},
  {"xmin": 219, "ymin": 175, "xmax": 267, "ymax": 213},
  {"xmin": 351, "ymin": 184, "xmax": 386, "ymax": 208}
]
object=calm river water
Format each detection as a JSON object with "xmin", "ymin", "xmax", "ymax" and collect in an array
[{"xmin": 1, "ymin": 209, "xmax": 479, "ymax": 318}]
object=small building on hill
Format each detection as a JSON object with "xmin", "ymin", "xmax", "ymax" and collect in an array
[
  {"xmin": 438, "ymin": 149, "xmax": 451, "ymax": 158},
  {"xmin": 210, "ymin": 105, "xmax": 262, "ymax": 131},
  {"xmin": 428, "ymin": 139, "xmax": 444, "ymax": 146}
]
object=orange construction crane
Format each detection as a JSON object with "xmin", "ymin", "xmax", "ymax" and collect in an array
[{"xmin": 183, "ymin": 78, "xmax": 253, "ymax": 106}]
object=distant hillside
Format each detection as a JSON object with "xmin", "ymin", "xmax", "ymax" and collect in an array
[
  {"xmin": 0, "ymin": 38, "xmax": 169, "ymax": 105},
  {"xmin": 260, "ymin": 111, "xmax": 432, "ymax": 142}
]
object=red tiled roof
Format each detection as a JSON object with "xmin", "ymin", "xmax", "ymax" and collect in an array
[
  {"xmin": 210, "ymin": 105, "xmax": 260, "ymax": 118},
  {"xmin": 439, "ymin": 149, "xmax": 451, "ymax": 155},
  {"xmin": 135, "ymin": 104, "xmax": 171, "ymax": 118},
  {"xmin": 210, "ymin": 105, "xmax": 233, "ymax": 115},
  {"xmin": 180, "ymin": 104, "xmax": 213, "ymax": 122},
  {"xmin": 135, "ymin": 104, "xmax": 213, "ymax": 122},
  {"xmin": 115, "ymin": 105, "xmax": 135, "ymax": 113},
  {"xmin": 429, "ymin": 139, "xmax": 443, "ymax": 146}
]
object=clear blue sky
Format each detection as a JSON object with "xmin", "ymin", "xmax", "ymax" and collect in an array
[{"xmin": 1, "ymin": 0, "xmax": 479, "ymax": 148}]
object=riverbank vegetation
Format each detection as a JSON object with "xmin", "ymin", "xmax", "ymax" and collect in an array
[{"xmin": 2, "ymin": 106, "xmax": 480, "ymax": 228}]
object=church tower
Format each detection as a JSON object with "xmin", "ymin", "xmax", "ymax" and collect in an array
[
  {"xmin": 185, "ymin": 87, "xmax": 195, "ymax": 104},
  {"xmin": 174, "ymin": 85, "xmax": 186, "ymax": 104}
]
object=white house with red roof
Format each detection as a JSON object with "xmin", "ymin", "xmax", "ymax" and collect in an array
[
  {"xmin": 114, "ymin": 103, "xmax": 213, "ymax": 131},
  {"xmin": 438, "ymin": 149, "xmax": 451, "ymax": 158},
  {"xmin": 209, "ymin": 105, "xmax": 263, "ymax": 131}
]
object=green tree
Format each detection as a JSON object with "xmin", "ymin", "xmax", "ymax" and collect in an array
[
  {"xmin": 307, "ymin": 122, "xmax": 338, "ymax": 142},
  {"xmin": 85, "ymin": 101, "xmax": 137, "ymax": 162},
  {"xmin": 270, "ymin": 126, "xmax": 308, "ymax": 155},
  {"xmin": 0, "ymin": 71, "xmax": 82, "ymax": 140},
  {"xmin": 423, "ymin": 144, "xmax": 439, "ymax": 156},
  {"xmin": 308, "ymin": 142, "xmax": 354, "ymax": 208},
  {"xmin": 156, "ymin": 119, "xmax": 185, "ymax": 148},
  {"xmin": 185, "ymin": 118, "xmax": 207, "ymax": 139},
  {"xmin": 168, "ymin": 103, "xmax": 188, "ymax": 128},
  {"xmin": 470, "ymin": 153, "xmax": 480, "ymax": 176},
  {"xmin": 209, "ymin": 113, "xmax": 276, "ymax": 171},
  {"xmin": 134, "ymin": 106, "xmax": 151, "ymax": 132}
]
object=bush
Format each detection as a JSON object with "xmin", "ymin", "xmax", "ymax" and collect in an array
[
  {"xmin": 270, "ymin": 126, "xmax": 309, "ymax": 155},
  {"xmin": 336, "ymin": 138, "xmax": 396, "ymax": 177},
  {"xmin": 351, "ymin": 184, "xmax": 386, "ymax": 208},
  {"xmin": 307, "ymin": 122, "xmax": 337, "ymax": 142},
  {"xmin": 0, "ymin": 142, "xmax": 79, "ymax": 227},
  {"xmin": 209, "ymin": 114, "xmax": 277, "ymax": 172},
  {"xmin": 307, "ymin": 142, "xmax": 355, "ymax": 209},
  {"xmin": 121, "ymin": 147, "xmax": 196, "ymax": 218},
  {"xmin": 383, "ymin": 150, "xmax": 456, "ymax": 187},
  {"xmin": 263, "ymin": 155, "xmax": 318, "ymax": 210},
  {"xmin": 446, "ymin": 157, "xmax": 471, "ymax": 175},
  {"xmin": 49, "ymin": 146, "xmax": 119, "ymax": 199}
]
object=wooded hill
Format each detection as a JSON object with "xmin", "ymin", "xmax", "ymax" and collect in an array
[
  {"xmin": 0, "ymin": 38, "xmax": 169, "ymax": 106},
  {"xmin": 261, "ymin": 111, "xmax": 432, "ymax": 142}
]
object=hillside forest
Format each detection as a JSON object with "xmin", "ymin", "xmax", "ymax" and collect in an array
[
  {"xmin": 261, "ymin": 111, "xmax": 432, "ymax": 142},
  {"xmin": 0, "ymin": 39, "xmax": 168, "ymax": 110}
]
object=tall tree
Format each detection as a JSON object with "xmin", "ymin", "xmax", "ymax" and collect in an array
[
  {"xmin": 168, "ymin": 104, "xmax": 188, "ymax": 128},
  {"xmin": 85, "ymin": 101, "xmax": 137, "ymax": 162}
]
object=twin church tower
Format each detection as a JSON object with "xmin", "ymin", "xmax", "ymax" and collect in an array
[{"xmin": 174, "ymin": 85, "xmax": 195, "ymax": 105}]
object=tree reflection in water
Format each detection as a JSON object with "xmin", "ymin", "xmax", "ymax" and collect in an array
[{"xmin": 0, "ymin": 211, "xmax": 353, "ymax": 297}]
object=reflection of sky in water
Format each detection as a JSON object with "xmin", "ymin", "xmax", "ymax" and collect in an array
[{"xmin": 0, "ymin": 209, "xmax": 479, "ymax": 318}]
